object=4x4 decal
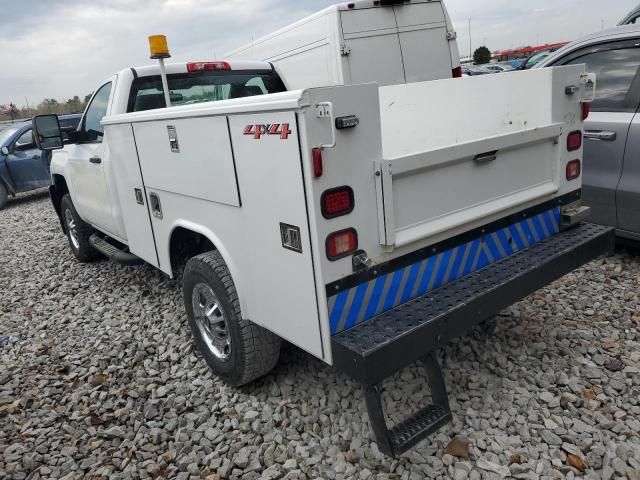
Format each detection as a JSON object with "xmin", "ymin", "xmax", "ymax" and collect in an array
[{"xmin": 243, "ymin": 123, "xmax": 292, "ymax": 140}]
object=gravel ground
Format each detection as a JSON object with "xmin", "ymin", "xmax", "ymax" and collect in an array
[{"xmin": 1, "ymin": 191, "xmax": 639, "ymax": 480}]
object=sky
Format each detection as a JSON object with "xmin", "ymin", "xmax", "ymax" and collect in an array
[{"xmin": 1, "ymin": 0, "xmax": 638, "ymax": 107}]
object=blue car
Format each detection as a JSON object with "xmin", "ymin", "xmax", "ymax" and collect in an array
[{"xmin": 0, "ymin": 114, "xmax": 81, "ymax": 209}]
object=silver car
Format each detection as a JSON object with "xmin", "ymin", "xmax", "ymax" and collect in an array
[{"xmin": 538, "ymin": 25, "xmax": 640, "ymax": 241}]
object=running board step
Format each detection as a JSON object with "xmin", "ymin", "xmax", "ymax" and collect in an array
[
  {"xmin": 89, "ymin": 234, "xmax": 143, "ymax": 266},
  {"xmin": 365, "ymin": 352, "xmax": 452, "ymax": 457}
]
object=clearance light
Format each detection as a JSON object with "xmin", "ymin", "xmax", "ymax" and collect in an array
[
  {"xmin": 187, "ymin": 62, "xmax": 231, "ymax": 72},
  {"xmin": 312, "ymin": 148, "xmax": 323, "ymax": 178},
  {"xmin": 452, "ymin": 66, "xmax": 463, "ymax": 78},
  {"xmin": 582, "ymin": 102, "xmax": 590, "ymax": 121},
  {"xmin": 321, "ymin": 187, "xmax": 354, "ymax": 219},
  {"xmin": 566, "ymin": 160, "xmax": 581, "ymax": 180},
  {"xmin": 327, "ymin": 229, "xmax": 358, "ymax": 260},
  {"xmin": 567, "ymin": 131, "xmax": 582, "ymax": 151}
]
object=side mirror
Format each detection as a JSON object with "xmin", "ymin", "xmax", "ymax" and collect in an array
[
  {"xmin": 32, "ymin": 114, "xmax": 64, "ymax": 151},
  {"xmin": 0, "ymin": 146, "xmax": 8, "ymax": 155}
]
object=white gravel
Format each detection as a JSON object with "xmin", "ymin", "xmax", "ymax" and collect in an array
[{"xmin": 1, "ymin": 191, "xmax": 639, "ymax": 480}]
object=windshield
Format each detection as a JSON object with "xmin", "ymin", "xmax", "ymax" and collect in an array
[
  {"xmin": 128, "ymin": 69, "xmax": 287, "ymax": 113},
  {"xmin": 0, "ymin": 127, "xmax": 19, "ymax": 146}
]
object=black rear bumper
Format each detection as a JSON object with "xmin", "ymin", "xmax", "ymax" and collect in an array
[{"xmin": 332, "ymin": 222, "xmax": 615, "ymax": 385}]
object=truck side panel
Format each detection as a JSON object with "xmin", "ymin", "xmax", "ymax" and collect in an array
[
  {"xmin": 133, "ymin": 116, "xmax": 240, "ymax": 207},
  {"xmin": 126, "ymin": 111, "xmax": 325, "ymax": 359}
]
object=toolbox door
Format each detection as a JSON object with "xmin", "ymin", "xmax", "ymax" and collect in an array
[{"xmin": 106, "ymin": 123, "xmax": 160, "ymax": 266}]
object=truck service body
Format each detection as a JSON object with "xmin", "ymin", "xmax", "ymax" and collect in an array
[{"xmin": 38, "ymin": 1, "xmax": 613, "ymax": 457}]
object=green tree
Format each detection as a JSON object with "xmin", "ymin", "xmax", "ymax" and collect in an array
[{"xmin": 473, "ymin": 46, "xmax": 492, "ymax": 65}]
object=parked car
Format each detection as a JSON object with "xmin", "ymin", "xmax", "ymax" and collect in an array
[
  {"xmin": 520, "ymin": 50, "xmax": 553, "ymax": 70},
  {"xmin": 0, "ymin": 114, "xmax": 81, "ymax": 209},
  {"xmin": 619, "ymin": 4, "xmax": 640, "ymax": 25},
  {"xmin": 538, "ymin": 25, "xmax": 640, "ymax": 241}
]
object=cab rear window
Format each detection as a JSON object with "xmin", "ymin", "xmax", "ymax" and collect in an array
[{"xmin": 127, "ymin": 69, "xmax": 287, "ymax": 113}]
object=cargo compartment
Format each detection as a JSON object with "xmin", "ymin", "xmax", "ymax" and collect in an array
[{"xmin": 376, "ymin": 67, "xmax": 580, "ymax": 248}]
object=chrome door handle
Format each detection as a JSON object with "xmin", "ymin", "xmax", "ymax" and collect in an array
[
  {"xmin": 584, "ymin": 131, "xmax": 617, "ymax": 141},
  {"xmin": 89, "ymin": 156, "xmax": 102, "ymax": 164}
]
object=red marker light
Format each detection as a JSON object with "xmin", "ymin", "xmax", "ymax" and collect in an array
[
  {"xmin": 321, "ymin": 187, "xmax": 354, "ymax": 219},
  {"xmin": 187, "ymin": 62, "xmax": 231, "ymax": 72},
  {"xmin": 567, "ymin": 131, "xmax": 582, "ymax": 152},
  {"xmin": 312, "ymin": 148, "xmax": 323, "ymax": 178}
]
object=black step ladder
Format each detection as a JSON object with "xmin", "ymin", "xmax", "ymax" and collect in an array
[{"xmin": 364, "ymin": 352, "xmax": 452, "ymax": 457}]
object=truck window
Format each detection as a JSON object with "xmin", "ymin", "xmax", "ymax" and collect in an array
[
  {"xmin": 562, "ymin": 46, "xmax": 640, "ymax": 112},
  {"xmin": 128, "ymin": 70, "xmax": 286, "ymax": 112},
  {"xmin": 83, "ymin": 82, "xmax": 113, "ymax": 142}
]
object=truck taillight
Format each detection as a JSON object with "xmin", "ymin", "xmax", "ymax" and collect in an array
[
  {"xmin": 566, "ymin": 160, "xmax": 581, "ymax": 180},
  {"xmin": 321, "ymin": 187, "xmax": 354, "ymax": 219},
  {"xmin": 567, "ymin": 131, "xmax": 582, "ymax": 151},
  {"xmin": 187, "ymin": 62, "xmax": 231, "ymax": 72},
  {"xmin": 452, "ymin": 66, "xmax": 463, "ymax": 78},
  {"xmin": 582, "ymin": 102, "xmax": 590, "ymax": 121},
  {"xmin": 326, "ymin": 229, "xmax": 358, "ymax": 260}
]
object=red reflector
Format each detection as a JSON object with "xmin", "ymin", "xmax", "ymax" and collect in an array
[
  {"xmin": 326, "ymin": 229, "xmax": 358, "ymax": 260},
  {"xmin": 321, "ymin": 187, "xmax": 354, "ymax": 219},
  {"xmin": 187, "ymin": 62, "xmax": 231, "ymax": 72},
  {"xmin": 567, "ymin": 131, "xmax": 582, "ymax": 151},
  {"xmin": 582, "ymin": 102, "xmax": 590, "ymax": 121},
  {"xmin": 452, "ymin": 66, "xmax": 463, "ymax": 78},
  {"xmin": 566, "ymin": 160, "xmax": 581, "ymax": 180},
  {"xmin": 312, "ymin": 148, "xmax": 323, "ymax": 178}
]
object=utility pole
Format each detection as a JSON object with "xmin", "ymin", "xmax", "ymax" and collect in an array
[
  {"xmin": 601, "ymin": 19, "xmax": 604, "ymax": 31},
  {"xmin": 25, "ymin": 96, "xmax": 30, "ymax": 110},
  {"xmin": 468, "ymin": 19, "xmax": 472, "ymax": 59}
]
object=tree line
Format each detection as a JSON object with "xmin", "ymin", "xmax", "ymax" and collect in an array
[{"xmin": 0, "ymin": 94, "xmax": 91, "ymax": 122}]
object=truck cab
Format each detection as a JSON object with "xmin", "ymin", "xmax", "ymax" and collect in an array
[{"xmin": 49, "ymin": 61, "xmax": 286, "ymax": 245}]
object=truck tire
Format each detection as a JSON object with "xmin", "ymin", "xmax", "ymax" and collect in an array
[
  {"xmin": 60, "ymin": 194, "xmax": 101, "ymax": 263},
  {"xmin": 0, "ymin": 183, "xmax": 8, "ymax": 210},
  {"xmin": 183, "ymin": 251, "xmax": 281, "ymax": 386}
]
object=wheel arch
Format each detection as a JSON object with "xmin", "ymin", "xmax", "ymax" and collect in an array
[
  {"xmin": 166, "ymin": 222, "xmax": 246, "ymax": 312},
  {"xmin": 50, "ymin": 174, "xmax": 70, "ymax": 232}
]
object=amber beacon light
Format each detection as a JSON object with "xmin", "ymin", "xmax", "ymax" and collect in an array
[{"xmin": 148, "ymin": 35, "xmax": 172, "ymax": 107}]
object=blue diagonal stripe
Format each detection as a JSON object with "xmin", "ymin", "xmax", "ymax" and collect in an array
[
  {"xmin": 463, "ymin": 239, "xmax": 481, "ymax": 275},
  {"xmin": 330, "ymin": 291, "xmax": 349, "ymax": 334},
  {"xmin": 344, "ymin": 283, "xmax": 369, "ymax": 331},
  {"xmin": 401, "ymin": 262, "xmax": 422, "ymax": 303},
  {"xmin": 364, "ymin": 275, "xmax": 387, "ymax": 319},
  {"xmin": 433, "ymin": 250, "xmax": 452, "ymax": 289},
  {"xmin": 496, "ymin": 229, "xmax": 514, "ymax": 255},
  {"xmin": 520, "ymin": 219, "xmax": 536, "ymax": 244},
  {"xmin": 417, "ymin": 255, "xmax": 438, "ymax": 295},
  {"xmin": 484, "ymin": 235, "xmax": 502, "ymax": 262},
  {"xmin": 508, "ymin": 224, "xmax": 525, "ymax": 251},
  {"xmin": 448, "ymin": 246, "xmax": 465, "ymax": 283},
  {"xmin": 383, "ymin": 270, "xmax": 405, "ymax": 311},
  {"xmin": 531, "ymin": 215, "xmax": 548, "ymax": 240}
]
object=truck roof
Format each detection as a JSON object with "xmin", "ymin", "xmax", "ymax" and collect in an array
[{"xmin": 123, "ymin": 60, "xmax": 274, "ymax": 78}]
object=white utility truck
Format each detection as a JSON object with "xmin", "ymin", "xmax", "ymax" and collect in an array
[
  {"xmin": 226, "ymin": 0, "xmax": 462, "ymax": 89},
  {"xmin": 34, "ymin": 5, "xmax": 612, "ymax": 458}
]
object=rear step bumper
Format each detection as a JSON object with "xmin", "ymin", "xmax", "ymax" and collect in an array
[{"xmin": 332, "ymin": 222, "xmax": 614, "ymax": 456}]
